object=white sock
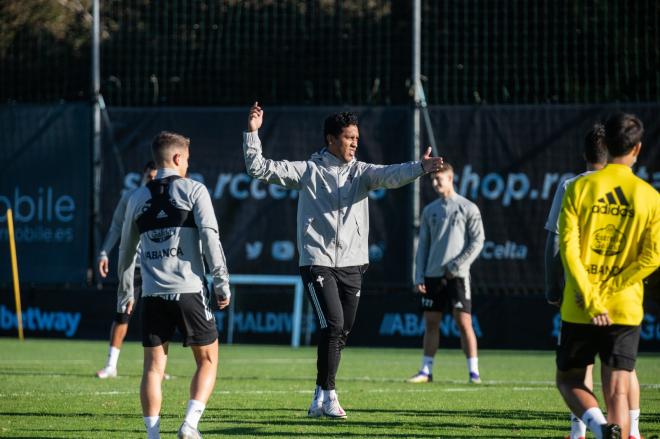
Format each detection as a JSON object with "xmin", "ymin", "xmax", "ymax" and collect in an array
[
  {"xmin": 467, "ymin": 357, "xmax": 479, "ymax": 374},
  {"xmin": 570, "ymin": 412, "xmax": 587, "ymax": 439},
  {"xmin": 582, "ymin": 407, "xmax": 607, "ymax": 439},
  {"xmin": 420, "ymin": 356, "xmax": 434, "ymax": 375},
  {"xmin": 629, "ymin": 409, "xmax": 641, "ymax": 439},
  {"xmin": 326, "ymin": 389, "xmax": 337, "ymax": 401},
  {"xmin": 106, "ymin": 346, "xmax": 120, "ymax": 369},
  {"xmin": 184, "ymin": 399, "xmax": 205, "ymax": 430},
  {"xmin": 143, "ymin": 416, "xmax": 160, "ymax": 439}
]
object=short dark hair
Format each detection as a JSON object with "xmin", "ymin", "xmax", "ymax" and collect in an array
[
  {"xmin": 583, "ymin": 123, "xmax": 607, "ymax": 165},
  {"xmin": 151, "ymin": 131, "xmax": 190, "ymax": 165},
  {"xmin": 143, "ymin": 160, "xmax": 157, "ymax": 173},
  {"xmin": 323, "ymin": 112, "xmax": 358, "ymax": 144},
  {"xmin": 603, "ymin": 113, "xmax": 643, "ymax": 157}
]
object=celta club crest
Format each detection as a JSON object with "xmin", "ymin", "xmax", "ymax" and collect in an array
[
  {"xmin": 590, "ymin": 224, "xmax": 627, "ymax": 256},
  {"xmin": 147, "ymin": 227, "xmax": 176, "ymax": 243}
]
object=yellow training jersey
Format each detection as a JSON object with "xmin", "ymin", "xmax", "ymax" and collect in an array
[{"xmin": 559, "ymin": 163, "xmax": 660, "ymax": 325}]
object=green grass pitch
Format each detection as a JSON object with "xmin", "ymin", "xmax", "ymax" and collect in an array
[{"xmin": 0, "ymin": 339, "xmax": 658, "ymax": 438}]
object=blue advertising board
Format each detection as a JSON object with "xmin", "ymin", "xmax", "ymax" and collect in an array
[{"xmin": 0, "ymin": 104, "xmax": 91, "ymax": 284}]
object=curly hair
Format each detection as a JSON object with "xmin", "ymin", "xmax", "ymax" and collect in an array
[{"xmin": 323, "ymin": 112, "xmax": 358, "ymax": 144}]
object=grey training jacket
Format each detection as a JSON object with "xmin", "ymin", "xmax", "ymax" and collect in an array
[
  {"xmin": 99, "ymin": 188, "xmax": 134, "ymax": 260},
  {"xmin": 243, "ymin": 130, "xmax": 425, "ymax": 268},
  {"xmin": 414, "ymin": 193, "xmax": 485, "ymax": 284},
  {"xmin": 99, "ymin": 187, "xmax": 142, "ymax": 269},
  {"xmin": 116, "ymin": 168, "xmax": 230, "ymax": 312}
]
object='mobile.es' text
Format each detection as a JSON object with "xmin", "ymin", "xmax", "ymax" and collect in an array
[{"xmin": 0, "ymin": 187, "xmax": 76, "ymax": 243}]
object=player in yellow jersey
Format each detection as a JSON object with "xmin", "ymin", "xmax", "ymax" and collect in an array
[{"xmin": 556, "ymin": 113, "xmax": 660, "ymax": 439}]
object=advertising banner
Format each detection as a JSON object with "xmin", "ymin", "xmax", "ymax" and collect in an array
[
  {"xmin": 422, "ymin": 104, "xmax": 659, "ymax": 292},
  {"xmin": 1, "ymin": 288, "xmax": 658, "ymax": 352},
  {"xmin": 102, "ymin": 105, "xmax": 658, "ymax": 293},
  {"xmin": 100, "ymin": 107, "xmax": 414, "ymax": 285},
  {"xmin": 350, "ymin": 291, "xmax": 660, "ymax": 352},
  {"xmin": 0, "ymin": 104, "xmax": 91, "ymax": 284}
]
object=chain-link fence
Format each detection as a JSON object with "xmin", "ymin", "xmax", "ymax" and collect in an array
[{"xmin": 2, "ymin": 0, "xmax": 659, "ymax": 104}]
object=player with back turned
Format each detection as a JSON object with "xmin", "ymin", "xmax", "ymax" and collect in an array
[
  {"xmin": 544, "ymin": 123, "xmax": 643, "ymax": 439},
  {"xmin": 555, "ymin": 113, "xmax": 660, "ymax": 439},
  {"xmin": 117, "ymin": 132, "xmax": 231, "ymax": 439}
]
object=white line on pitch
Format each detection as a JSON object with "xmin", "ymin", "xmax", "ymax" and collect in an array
[
  {"xmin": 0, "ymin": 386, "xmax": 550, "ymax": 398},
  {"xmin": 0, "ymin": 359, "xmax": 91, "ymax": 364}
]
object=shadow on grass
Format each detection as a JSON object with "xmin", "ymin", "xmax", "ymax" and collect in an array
[
  {"xmin": 202, "ymin": 427, "xmax": 513, "ymax": 438},
  {"xmin": 0, "ymin": 369, "xmax": 144, "ymax": 379},
  {"xmin": 5, "ymin": 407, "xmax": 659, "ymax": 438},
  {"xmin": 0, "ymin": 411, "xmax": 173, "ymax": 419},
  {"xmin": 199, "ymin": 407, "xmax": 570, "ymax": 437},
  {"xmin": 208, "ymin": 406, "xmax": 567, "ymax": 421},
  {"xmin": 204, "ymin": 406, "xmax": 660, "ymax": 438},
  {"xmin": 13, "ymin": 427, "xmax": 145, "ymax": 438}
]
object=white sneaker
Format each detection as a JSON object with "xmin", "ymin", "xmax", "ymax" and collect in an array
[
  {"xmin": 95, "ymin": 366, "xmax": 117, "ymax": 379},
  {"xmin": 307, "ymin": 387, "xmax": 323, "ymax": 417},
  {"xmin": 406, "ymin": 371, "xmax": 432, "ymax": 383},
  {"xmin": 468, "ymin": 372, "xmax": 482, "ymax": 384},
  {"xmin": 322, "ymin": 394, "xmax": 347, "ymax": 419},
  {"xmin": 177, "ymin": 422, "xmax": 202, "ymax": 439}
]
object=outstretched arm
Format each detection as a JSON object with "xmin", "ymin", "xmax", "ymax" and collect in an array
[
  {"xmin": 363, "ymin": 147, "xmax": 444, "ymax": 190},
  {"xmin": 243, "ymin": 102, "xmax": 306, "ymax": 189}
]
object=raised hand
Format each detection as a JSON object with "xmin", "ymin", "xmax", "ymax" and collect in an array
[
  {"xmin": 421, "ymin": 147, "xmax": 444, "ymax": 173},
  {"xmin": 248, "ymin": 101, "xmax": 263, "ymax": 132}
]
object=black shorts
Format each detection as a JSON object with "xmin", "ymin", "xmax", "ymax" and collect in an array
[
  {"xmin": 141, "ymin": 290, "xmax": 217, "ymax": 348},
  {"xmin": 421, "ymin": 276, "xmax": 472, "ymax": 314},
  {"xmin": 556, "ymin": 321, "xmax": 640, "ymax": 372},
  {"xmin": 114, "ymin": 268, "xmax": 142, "ymax": 324}
]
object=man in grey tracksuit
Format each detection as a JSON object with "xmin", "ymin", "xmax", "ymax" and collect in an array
[
  {"xmin": 96, "ymin": 160, "xmax": 157, "ymax": 379},
  {"xmin": 407, "ymin": 163, "xmax": 484, "ymax": 385},
  {"xmin": 117, "ymin": 132, "xmax": 231, "ymax": 439},
  {"xmin": 243, "ymin": 102, "xmax": 445, "ymax": 419}
]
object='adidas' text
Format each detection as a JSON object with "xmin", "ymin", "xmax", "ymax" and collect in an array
[{"xmin": 591, "ymin": 204, "xmax": 635, "ymax": 218}]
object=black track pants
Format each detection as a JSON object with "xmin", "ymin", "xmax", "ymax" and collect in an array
[{"xmin": 300, "ymin": 265, "xmax": 365, "ymax": 390}]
